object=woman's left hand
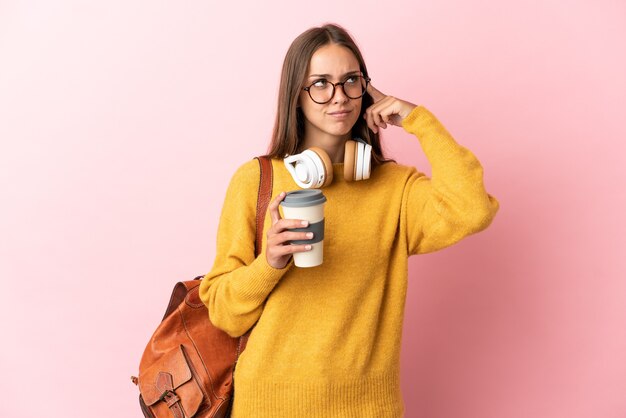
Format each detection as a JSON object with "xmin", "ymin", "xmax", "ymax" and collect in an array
[{"xmin": 364, "ymin": 83, "xmax": 417, "ymax": 134}]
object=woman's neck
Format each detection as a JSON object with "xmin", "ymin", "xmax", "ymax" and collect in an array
[{"xmin": 300, "ymin": 132, "xmax": 351, "ymax": 163}]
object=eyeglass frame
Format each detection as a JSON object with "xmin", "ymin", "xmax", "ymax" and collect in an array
[{"xmin": 302, "ymin": 75, "xmax": 372, "ymax": 104}]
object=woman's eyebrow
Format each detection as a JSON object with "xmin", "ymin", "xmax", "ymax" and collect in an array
[{"xmin": 308, "ymin": 70, "xmax": 361, "ymax": 79}]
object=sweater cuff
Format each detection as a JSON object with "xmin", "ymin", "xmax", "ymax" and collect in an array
[
  {"xmin": 401, "ymin": 105, "xmax": 442, "ymax": 136},
  {"xmin": 235, "ymin": 254, "xmax": 293, "ymax": 302},
  {"xmin": 400, "ymin": 105, "xmax": 425, "ymax": 129},
  {"xmin": 400, "ymin": 105, "xmax": 462, "ymax": 155}
]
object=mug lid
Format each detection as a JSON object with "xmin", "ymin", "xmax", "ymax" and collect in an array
[{"xmin": 280, "ymin": 189, "xmax": 327, "ymax": 207}]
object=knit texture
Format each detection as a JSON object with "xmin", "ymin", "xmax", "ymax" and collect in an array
[{"xmin": 199, "ymin": 106, "xmax": 499, "ymax": 417}]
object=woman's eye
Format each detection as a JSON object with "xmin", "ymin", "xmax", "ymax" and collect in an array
[
  {"xmin": 312, "ymin": 79, "xmax": 327, "ymax": 88},
  {"xmin": 345, "ymin": 76, "xmax": 358, "ymax": 84}
]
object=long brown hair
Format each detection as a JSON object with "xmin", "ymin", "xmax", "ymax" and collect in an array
[{"xmin": 265, "ymin": 23, "xmax": 392, "ymax": 167}]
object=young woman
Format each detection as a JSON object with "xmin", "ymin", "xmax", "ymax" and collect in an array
[{"xmin": 200, "ymin": 23, "xmax": 499, "ymax": 417}]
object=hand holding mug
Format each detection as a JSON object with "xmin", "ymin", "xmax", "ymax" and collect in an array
[{"xmin": 266, "ymin": 192, "xmax": 313, "ymax": 269}]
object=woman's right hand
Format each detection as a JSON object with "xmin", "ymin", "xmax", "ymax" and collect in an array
[{"xmin": 266, "ymin": 191, "xmax": 313, "ymax": 269}]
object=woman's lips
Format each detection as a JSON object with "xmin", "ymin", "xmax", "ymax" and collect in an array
[{"xmin": 327, "ymin": 109, "xmax": 352, "ymax": 119}]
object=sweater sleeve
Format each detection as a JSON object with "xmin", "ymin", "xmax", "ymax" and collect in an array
[
  {"xmin": 400, "ymin": 106, "xmax": 500, "ymax": 255},
  {"xmin": 199, "ymin": 159, "xmax": 290, "ymax": 337}
]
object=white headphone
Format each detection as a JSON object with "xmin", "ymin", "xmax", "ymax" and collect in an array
[{"xmin": 284, "ymin": 138, "xmax": 372, "ymax": 189}]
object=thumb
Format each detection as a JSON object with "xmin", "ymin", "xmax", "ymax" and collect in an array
[{"xmin": 366, "ymin": 83, "xmax": 386, "ymax": 103}]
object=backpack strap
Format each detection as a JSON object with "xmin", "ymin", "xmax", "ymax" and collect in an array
[
  {"xmin": 238, "ymin": 156, "xmax": 273, "ymax": 354},
  {"xmin": 254, "ymin": 156, "xmax": 273, "ymax": 257}
]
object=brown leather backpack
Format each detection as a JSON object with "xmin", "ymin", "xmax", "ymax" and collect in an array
[{"xmin": 132, "ymin": 157, "xmax": 273, "ymax": 418}]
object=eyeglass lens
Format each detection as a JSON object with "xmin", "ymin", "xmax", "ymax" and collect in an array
[{"xmin": 308, "ymin": 76, "xmax": 368, "ymax": 104}]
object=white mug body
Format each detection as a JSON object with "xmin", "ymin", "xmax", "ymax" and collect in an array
[{"xmin": 279, "ymin": 190, "xmax": 326, "ymax": 268}]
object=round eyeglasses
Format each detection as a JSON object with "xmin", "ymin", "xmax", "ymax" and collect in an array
[{"xmin": 303, "ymin": 75, "xmax": 371, "ymax": 104}]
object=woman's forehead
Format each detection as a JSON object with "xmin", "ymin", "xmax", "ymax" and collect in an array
[{"xmin": 307, "ymin": 44, "xmax": 360, "ymax": 77}]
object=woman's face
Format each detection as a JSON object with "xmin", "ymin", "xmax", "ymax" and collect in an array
[{"xmin": 298, "ymin": 43, "xmax": 363, "ymax": 143}]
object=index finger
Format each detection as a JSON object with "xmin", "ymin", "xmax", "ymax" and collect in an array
[
  {"xmin": 268, "ymin": 191, "xmax": 286, "ymax": 224},
  {"xmin": 367, "ymin": 83, "xmax": 386, "ymax": 103}
]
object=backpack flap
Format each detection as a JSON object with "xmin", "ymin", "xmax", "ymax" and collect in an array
[{"xmin": 138, "ymin": 345, "xmax": 205, "ymax": 417}]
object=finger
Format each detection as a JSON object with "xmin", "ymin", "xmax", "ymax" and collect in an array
[
  {"xmin": 278, "ymin": 218, "xmax": 309, "ymax": 231},
  {"xmin": 368, "ymin": 112, "xmax": 384, "ymax": 131},
  {"xmin": 366, "ymin": 83, "xmax": 386, "ymax": 103},
  {"xmin": 377, "ymin": 97, "xmax": 418, "ymax": 121},
  {"xmin": 372, "ymin": 106, "xmax": 385, "ymax": 129},
  {"xmin": 363, "ymin": 111, "xmax": 377, "ymax": 133},
  {"xmin": 375, "ymin": 100, "xmax": 402, "ymax": 126},
  {"xmin": 268, "ymin": 218, "xmax": 309, "ymax": 237},
  {"xmin": 275, "ymin": 243, "xmax": 313, "ymax": 256},
  {"xmin": 365, "ymin": 95, "xmax": 393, "ymax": 128},
  {"xmin": 268, "ymin": 191, "xmax": 286, "ymax": 224},
  {"xmin": 363, "ymin": 110, "xmax": 378, "ymax": 134},
  {"xmin": 379, "ymin": 104, "xmax": 393, "ymax": 124},
  {"xmin": 373, "ymin": 98, "xmax": 406, "ymax": 127},
  {"xmin": 367, "ymin": 100, "xmax": 390, "ymax": 131},
  {"xmin": 267, "ymin": 228, "xmax": 313, "ymax": 248},
  {"xmin": 364, "ymin": 102, "xmax": 379, "ymax": 133},
  {"xmin": 280, "ymin": 230, "xmax": 314, "ymax": 244}
]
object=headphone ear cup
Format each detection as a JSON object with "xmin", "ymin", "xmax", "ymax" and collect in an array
[
  {"xmin": 343, "ymin": 140, "xmax": 357, "ymax": 181},
  {"xmin": 284, "ymin": 152, "xmax": 317, "ymax": 188},
  {"xmin": 362, "ymin": 143, "xmax": 372, "ymax": 180},
  {"xmin": 308, "ymin": 146, "xmax": 333, "ymax": 187},
  {"xmin": 355, "ymin": 141, "xmax": 365, "ymax": 181}
]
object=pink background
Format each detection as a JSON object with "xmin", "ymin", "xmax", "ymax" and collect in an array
[{"xmin": 1, "ymin": 1, "xmax": 625, "ymax": 417}]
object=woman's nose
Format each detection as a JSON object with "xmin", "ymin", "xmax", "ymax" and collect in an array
[{"xmin": 332, "ymin": 84, "xmax": 350, "ymax": 103}]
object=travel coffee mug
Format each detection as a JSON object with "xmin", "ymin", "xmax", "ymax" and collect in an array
[{"xmin": 280, "ymin": 189, "xmax": 327, "ymax": 267}]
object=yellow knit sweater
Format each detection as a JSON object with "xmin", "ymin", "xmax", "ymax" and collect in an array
[{"xmin": 200, "ymin": 106, "xmax": 499, "ymax": 417}]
